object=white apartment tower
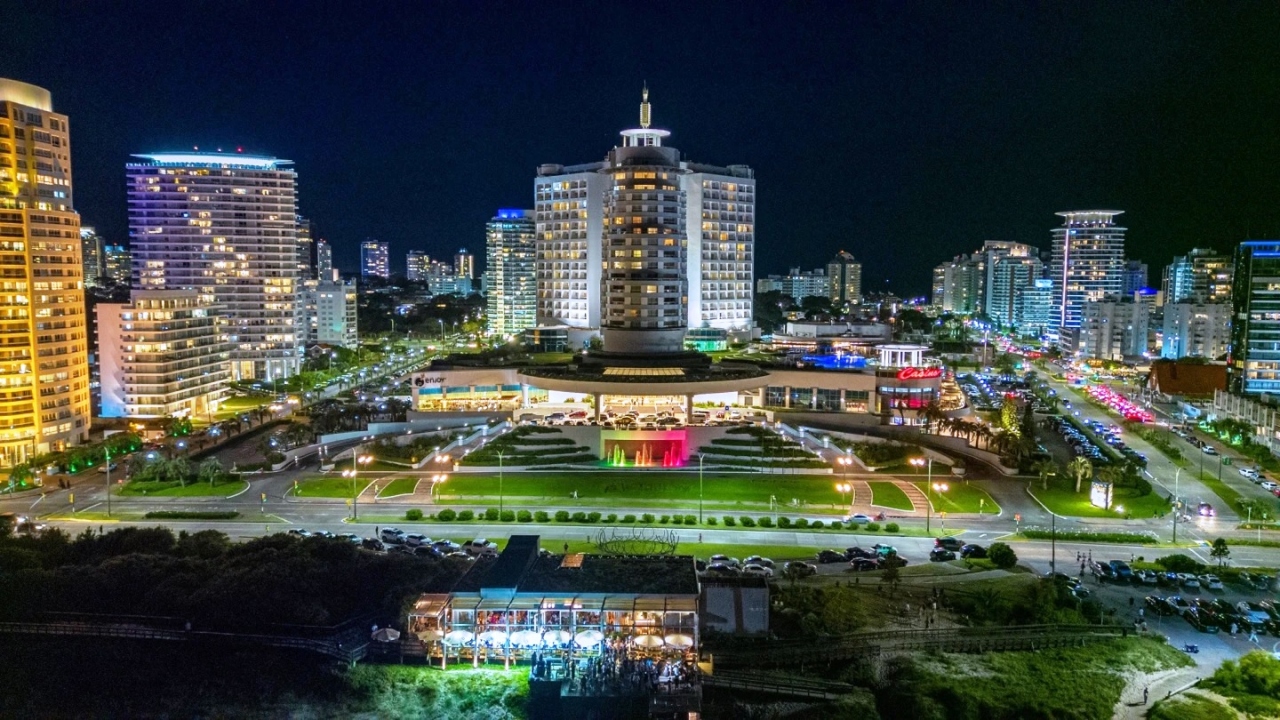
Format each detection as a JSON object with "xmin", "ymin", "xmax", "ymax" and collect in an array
[
  {"xmin": 485, "ymin": 209, "xmax": 537, "ymax": 337},
  {"xmin": 1049, "ymin": 210, "xmax": 1126, "ymax": 334},
  {"xmin": 535, "ymin": 88, "xmax": 754, "ymax": 344},
  {"xmin": 127, "ymin": 151, "xmax": 304, "ymax": 381}
]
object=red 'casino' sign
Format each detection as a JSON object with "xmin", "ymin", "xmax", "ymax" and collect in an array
[{"xmin": 896, "ymin": 367, "xmax": 942, "ymax": 381}]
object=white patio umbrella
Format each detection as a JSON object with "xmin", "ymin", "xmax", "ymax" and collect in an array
[
  {"xmin": 574, "ymin": 630, "xmax": 604, "ymax": 647},
  {"xmin": 371, "ymin": 627, "xmax": 401, "ymax": 643},
  {"xmin": 417, "ymin": 629, "xmax": 444, "ymax": 643},
  {"xmin": 477, "ymin": 630, "xmax": 509, "ymax": 646},
  {"xmin": 444, "ymin": 629, "xmax": 475, "ymax": 645},
  {"xmin": 663, "ymin": 633, "xmax": 694, "ymax": 649},
  {"xmin": 510, "ymin": 630, "xmax": 543, "ymax": 647},
  {"xmin": 543, "ymin": 630, "xmax": 572, "ymax": 646},
  {"xmin": 632, "ymin": 634, "xmax": 665, "ymax": 648}
]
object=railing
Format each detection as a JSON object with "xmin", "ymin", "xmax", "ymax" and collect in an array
[{"xmin": 702, "ymin": 670, "xmax": 853, "ymax": 700}]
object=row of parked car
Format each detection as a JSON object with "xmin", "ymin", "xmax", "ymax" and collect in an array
[
  {"xmin": 1045, "ymin": 416, "xmax": 1111, "ymax": 464},
  {"xmin": 1146, "ymin": 595, "xmax": 1280, "ymax": 635},
  {"xmin": 700, "ymin": 554, "xmax": 781, "ymax": 578},
  {"xmin": 1089, "ymin": 559, "xmax": 1228, "ymax": 589},
  {"xmin": 929, "ymin": 537, "xmax": 987, "ymax": 562},
  {"xmin": 286, "ymin": 527, "xmax": 500, "ymax": 561}
]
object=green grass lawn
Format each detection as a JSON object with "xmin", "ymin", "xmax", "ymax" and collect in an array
[
  {"xmin": 1197, "ymin": 471, "xmax": 1245, "ymax": 509},
  {"xmin": 1027, "ymin": 477, "xmax": 1171, "ymax": 519},
  {"xmin": 910, "ymin": 481, "xmax": 1001, "ymax": 514},
  {"xmin": 293, "ymin": 476, "xmax": 373, "ymax": 499},
  {"xmin": 117, "ymin": 480, "xmax": 248, "ymax": 497},
  {"xmin": 331, "ymin": 458, "xmax": 411, "ymax": 472},
  {"xmin": 867, "ymin": 481, "xmax": 914, "ymax": 511},
  {"xmin": 376, "ymin": 476, "xmax": 419, "ymax": 498},
  {"xmin": 438, "ymin": 471, "xmax": 841, "ymax": 506},
  {"xmin": 212, "ymin": 395, "xmax": 272, "ymax": 421}
]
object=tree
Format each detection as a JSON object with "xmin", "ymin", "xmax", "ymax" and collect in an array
[
  {"xmin": 196, "ymin": 458, "xmax": 223, "ymax": 487},
  {"xmin": 1210, "ymin": 537, "xmax": 1231, "ymax": 567},
  {"xmin": 1067, "ymin": 457, "xmax": 1093, "ymax": 494},
  {"xmin": 988, "ymin": 542, "xmax": 1018, "ymax": 569},
  {"xmin": 880, "ymin": 553, "xmax": 905, "ymax": 594}
]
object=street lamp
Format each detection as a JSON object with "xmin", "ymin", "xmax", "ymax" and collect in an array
[
  {"xmin": 910, "ymin": 457, "xmax": 934, "ymax": 532},
  {"xmin": 104, "ymin": 447, "xmax": 112, "ymax": 518},
  {"xmin": 835, "ymin": 482, "xmax": 851, "ymax": 509},
  {"xmin": 698, "ymin": 453, "xmax": 705, "ymax": 524},
  {"xmin": 932, "ymin": 482, "xmax": 949, "ymax": 532},
  {"xmin": 430, "ymin": 473, "xmax": 448, "ymax": 500},
  {"xmin": 342, "ymin": 452, "xmax": 373, "ymax": 521},
  {"xmin": 497, "ymin": 449, "xmax": 505, "ymax": 515}
]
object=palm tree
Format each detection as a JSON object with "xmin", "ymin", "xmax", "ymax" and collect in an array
[
  {"xmin": 1031, "ymin": 458, "xmax": 1057, "ymax": 491},
  {"xmin": 920, "ymin": 400, "xmax": 945, "ymax": 435},
  {"xmin": 197, "ymin": 457, "xmax": 223, "ymax": 486},
  {"xmin": 1068, "ymin": 457, "xmax": 1093, "ymax": 494}
]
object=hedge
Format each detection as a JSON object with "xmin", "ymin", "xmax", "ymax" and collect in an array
[
  {"xmin": 437, "ymin": 509, "xmax": 457, "ymax": 521},
  {"xmin": 457, "ymin": 510, "xmax": 474, "ymax": 521},
  {"xmin": 1018, "ymin": 527, "xmax": 1160, "ymax": 544},
  {"xmin": 144, "ymin": 510, "xmax": 239, "ymax": 520},
  {"xmin": 723, "ymin": 516, "xmax": 736, "ymax": 527},
  {"xmin": 405, "ymin": 509, "xmax": 424, "ymax": 521},
  {"xmin": 535, "ymin": 511, "xmax": 549, "ymax": 523},
  {"xmin": 517, "ymin": 510, "xmax": 533, "ymax": 522}
]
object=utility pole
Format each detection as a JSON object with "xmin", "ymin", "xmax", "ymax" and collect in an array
[
  {"xmin": 104, "ymin": 447, "xmax": 112, "ymax": 518},
  {"xmin": 698, "ymin": 453, "xmax": 705, "ymax": 524}
]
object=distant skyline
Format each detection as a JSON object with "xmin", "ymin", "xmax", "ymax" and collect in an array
[{"xmin": 9, "ymin": 3, "xmax": 1280, "ymax": 295}]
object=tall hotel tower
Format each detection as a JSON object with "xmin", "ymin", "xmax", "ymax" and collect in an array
[
  {"xmin": 535, "ymin": 89, "xmax": 755, "ymax": 348},
  {"xmin": 0, "ymin": 79, "xmax": 91, "ymax": 459},
  {"xmin": 1049, "ymin": 210, "xmax": 1126, "ymax": 335},
  {"xmin": 127, "ymin": 152, "xmax": 304, "ymax": 381}
]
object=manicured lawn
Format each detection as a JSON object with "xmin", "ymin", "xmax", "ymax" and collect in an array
[
  {"xmin": 910, "ymin": 481, "xmax": 1001, "ymax": 515},
  {"xmin": 293, "ymin": 476, "xmax": 373, "ymax": 498},
  {"xmin": 1197, "ymin": 472, "xmax": 1245, "ymax": 509},
  {"xmin": 1027, "ymin": 477, "xmax": 1171, "ymax": 519},
  {"xmin": 867, "ymin": 481, "xmax": 914, "ymax": 511},
  {"xmin": 212, "ymin": 395, "xmax": 272, "ymax": 421},
  {"xmin": 439, "ymin": 471, "xmax": 840, "ymax": 506},
  {"xmin": 331, "ymin": 458, "xmax": 411, "ymax": 472},
  {"xmin": 117, "ymin": 480, "xmax": 248, "ymax": 497},
  {"xmin": 377, "ymin": 476, "xmax": 419, "ymax": 498}
]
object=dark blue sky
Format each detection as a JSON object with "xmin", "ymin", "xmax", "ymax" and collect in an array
[{"xmin": 9, "ymin": 3, "xmax": 1280, "ymax": 295}]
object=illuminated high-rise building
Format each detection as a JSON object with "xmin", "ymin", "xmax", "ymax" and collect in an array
[
  {"xmin": 454, "ymin": 248, "xmax": 475, "ymax": 280},
  {"xmin": 315, "ymin": 238, "xmax": 334, "ymax": 281},
  {"xmin": 296, "ymin": 215, "xmax": 315, "ymax": 280},
  {"xmin": 0, "ymin": 78, "xmax": 91, "ymax": 458},
  {"xmin": 1163, "ymin": 248, "xmax": 1233, "ymax": 304},
  {"xmin": 535, "ymin": 88, "xmax": 754, "ymax": 345},
  {"xmin": 127, "ymin": 151, "xmax": 304, "ymax": 381},
  {"xmin": 406, "ymin": 250, "xmax": 430, "ymax": 282},
  {"xmin": 361, "ymin": 239, "xmax": 389, "ymax": 279},
  {"xmin": 104, "ymin": 243, "xmax": 130, "ymax": 283},
  {"xmin": 827, "ymin": 250, "xmax": 862, "ymax": 306},
  {"xmin": 485, "ymin": 209, "xmax": 537, "ymax": 337},
  {"xmin": 1049, "ymin": 210, "xmax": 1126, "ymax": 334}
]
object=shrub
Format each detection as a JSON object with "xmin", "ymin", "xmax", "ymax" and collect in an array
[
  {"xmin": 811, "ymin": 520, "xmax": 824, "ymax": 529},
  {"xmin": 499, "ymin": 510, "xmax": 516, "ymax": 522},
  {"xmin": 554, "ymin": 510, "xmax": 570, "ymax": 522},
  {"xmin": 572, "ymin": 512, "xmax": 588, "ymax": 523},
  {"xmin": 144, "ymin": 510, "xmax": 238, "ymax": 520},
  {"xmin": 723, "ymin": 516, "xmax": 736, "ymax": 527},
  {"xmin": 484, "ymin": 508, "xmax": 500, "ymax": 521},
  {"xmin": 740, "ymin": 516, "xmax": 756, "ymax": 527},
  {"xmin": 1155, "ymin": 554, "xmax": 1205, "ymax": 574},
  {"xmin": 517, "ymin": 510, "xmax": 533, "ymax": 522},
  {"xmin": 457, "ymin": 510, "xmax": 474, "ymax": 521},
  {"xmin": 864, "ymin": 522, "xmax": 880, "ymax": 532},
  {"xmin": 587, "ymin": 511, "xmax": 602, "ymax": 523},
  {"xmin": 795, "ymin": 518, "xmax": 809, "ymax": 529},
  {"xmin": 605, "ymin": 513, "xmax": 617, "ymax": 523},
  {"xmin": 885, "ymin": 522, "xmax": 900, "ymax": 533},
  {"xmin": 672, "ymin": 515, "xmax": 683, "ymax": 525},
  {"xmin": 706, "ymin": 516, "xmax": 717, "ymax": 526},
  {"xmin": 684, "ymin": 515, "xmax": 696, "ymax": 525},
  {"xmin": 988, "ymin": 542, "xmax": 1018, "ymax": 569},
  {"xmin": 758, "ymin": 517, "xmax": 774, "ymax": 528},
  {"xmin": 436, "ymin": 509, "xmax": 457, "ymax": 521},
  {"xmin": 660, "ymin": 515, "xmax": 671, "ymax": 524},
  {"xmin": 777, "ymin": 517, "xmax": 792, "ymax": 529},
  {"xmin": 622, "ymin": 514, "xmax": 636, "ymax": 523},
  {"xmin": 405, "ymin": 508, "xmax": 424, "ymax": 521},
  {"xmin": 534, "ymin": 511, "xmax": 549, "ymax": 523},
  {"xmin": 641, "ymin": 513, "xmax": 655, "ymax": 523}
]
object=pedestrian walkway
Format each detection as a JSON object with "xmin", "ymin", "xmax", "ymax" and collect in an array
[{"xmin": 896, "ymin": 481, "xmax": 930, "ymax": 515}]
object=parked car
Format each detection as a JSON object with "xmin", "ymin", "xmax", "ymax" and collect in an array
[
  {"xmin": 960, "ymin": 544, "xmax": 987, "ymax": 559},
  {"xmin": 1199, "ymin": 574, "xmax": 1224, "ymax": 591},
  {"xmin": 709, "ymin": 554, "xmax": 741, "ymax": 569},
  {"xmin": 462, "ymin": 538, "xmax": 499, "ymax": 557},
  {"xmin": 743, "ymin": 555, "xmax": 775, "ymax": 569},
  {"xmin": 1109, "ymin": 560, "xmax": 1135, "ymax": 582},
  {"xmin": 338, "ymin": 533, "xmax": 361, "ymax": 544},
  {"xmin": 287, "ymin": 528, "xmax": 310, "ymax": 538},
  {"xmin": 935, "ymin": 537, "xmax": 963, "ymax": 552},
  {"xmin": 96, "ymin": 462, "xmax": 119, "ymax": 474},
  {"xmin": 1263, "ymin": 481, "xmax": 1280, "ymax": 492},
  {"xmin": 1201, "ymin": 445, "xmax": 1218, "ymax": 455},
  {"xmin": 1178, "ymin": 573, "xmax": 1201, "ymax": 589},
  {"xmin": 783, "ymin": 561, "xmax": 817, "ymax": 578},
  {"xmin": 849, "ymin": 558, "xmax": 881, "ymax": 571},
  {"xmin": 845, "ymin": 546, "xmax": 875, "ymax": 560},
  {"xmin": 704, "ymin": 563, "xmax": 740, "ymax": 577},
  {"xmin": 405, "ymin": 533, "xmax": 429, "ymax": 547},
  {"xmin": 816, "ymin": 549, "xmax": 846, "ymax": 564},
  {"xmin": 380, "ymin": 527, "xmax": 406, "ymax": 543},
  {"xmin": 846, "ymin": 514, "xmax": 872, "ymax": 524},
  {"xmin": 872, "ymin": 543, "xmax": 898, "ymax": 557},
  {"xmin": 444, "ymin": 551, "xmax": 475, "ymax": 562},
  {"xmin": 1197, "ymin": 503, "xmax": 1216, "ymax": 517},
  {"xmin": 929, "ymin": 548, "xmax": 957, "ymax": 562},
  {"xmin": 1145, "ymin": 596, "xmax": 1175, "ymax": 616},
  {"xmin": 742, "ymin": 564, "xmax": 774, "ymax": 578},
  {"xmin": 431, "ymin": 539, "xmax": 461, "ymax": 553},
  {"xmin": 1240, "ymin": 467, "xmax": 1261, "ymax": 480},
  {"xmin": 1092, "ymin": 562, "xmax": 1115, "ymax": 580},
  {"xmin": 361, "ymin": 537, "xmax": 385, "ymax": 552},
  {"xmin": 413, "ymin": 545, "xmax": 443, "ymax": 559},
  {"xmin": 1165, "ymin": 596, "xmax": 1193, "ymax": 615},
  {"xmin": 1135, "ymin": 570, "xmax": 1159, "ymax": 585}
]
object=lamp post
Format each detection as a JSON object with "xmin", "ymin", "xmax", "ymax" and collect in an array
[
  {"xmin": 497, "ymin": 449, "xmax": 505, "ymax": 515},
  {"xmin": 342, "ymin": 451, "xmax": 373, "ymax": 521},
  {"xmin": 430, "ymin": 473, "xmax": 448, "ymax": 500},
  {"xmin": 104, "ymin": 447, "xmax": 112, "ymax": 518},
  {"xmin": 932, "ymin": 481, "xmax": 949, "ymax": 533},
  {"xmin": 910, "ymin": 457, "xmax": 934, "ymax": 533},
  {"xmin": 835, "ymin": 482, "xmax": 851, "ymax": 509},
  {"xmin": 698, "ymin": 453, "xmax": 705, "ymax": 524},
  {"xmin": 1172, "ymin": 467, "xmax": 1182, "ymax": 544}
]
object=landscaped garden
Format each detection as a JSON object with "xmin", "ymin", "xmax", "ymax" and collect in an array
[
  {"xmin": 292, "ymin": 475, "xmax": 374, "ymax": 499},
  {"xmin": 375, "ymin": 476, "xmax": 419, "ymax": 498},
  {"xmin": 696, "ymin": 426, "xmax": 828, "ymax": 469},
  {"xmin": 459, "ymin": 426, "xmax": 596, "ymax": 467},
  {"xmin": 116, "ymin": 456, "xmax": 247, "ymax": 497}
]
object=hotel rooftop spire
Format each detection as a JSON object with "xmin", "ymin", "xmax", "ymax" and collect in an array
[{"xmin": 640, "ymin": 83, "xmax": 651, "ymax": 129}]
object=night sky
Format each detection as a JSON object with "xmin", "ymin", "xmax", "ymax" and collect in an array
[{"xmin": 9, "ymin": 3, "xmax": 1280, "ymax": 295}]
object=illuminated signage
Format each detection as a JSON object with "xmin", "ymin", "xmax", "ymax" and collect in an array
[
  {"xmin": 895, "ymin": 367, "xmax": 942, "ymax": 381},
  {"xmin": 413, "ymin": 376, "xmax": 447, "ymax": 386}
]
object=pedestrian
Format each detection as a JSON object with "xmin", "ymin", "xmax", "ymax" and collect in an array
[
  {"xmin": 698, "ymin": 533, "xmax": 702, "ymax": 543},
  {"xmin": 564, "ymin": 542, "xmax": 569, "ymax": 554},
  {"xmin": 1250, "ymin": 627, "xmax": 1259, "ymax": 643},
  {"xmin": 1138, "ymin": 608, "xmax": 1144, "ymax": 619},
  {"xmin": 1231, "ymin": 622, "xmax": 1238, "ymax": 635},
  {"xmin": 1129, "ymin": 596, "xmax": 1135, "ymax": 607},
  {"xmin": 1143, "ymin": 687, "xmax": 1148, "ymax": 705},
  {"xmin": 375, "ymin": 526, "xmax": 380, "ymax": 535}
]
